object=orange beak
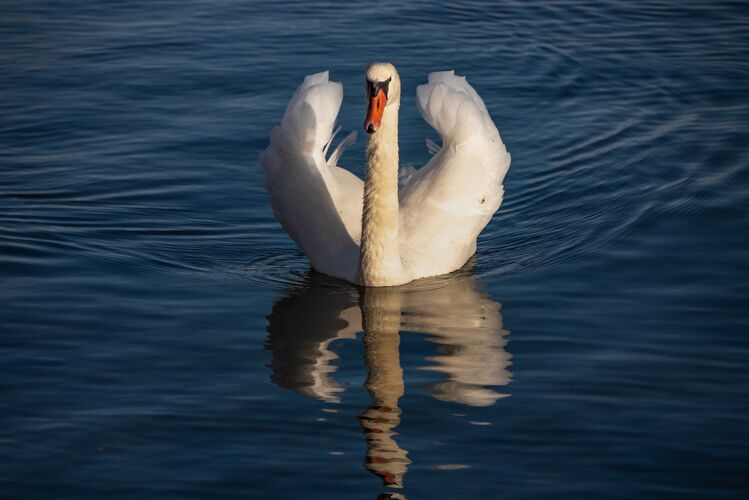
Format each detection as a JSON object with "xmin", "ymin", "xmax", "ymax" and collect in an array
[{"xmin": 364, "ymin": 90, "xmax": 387, "ymax": 134}]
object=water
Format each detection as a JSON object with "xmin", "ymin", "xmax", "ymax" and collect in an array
[{"xmin": 2, "ymin": 0, "xmax": 748, "ymax": 497}]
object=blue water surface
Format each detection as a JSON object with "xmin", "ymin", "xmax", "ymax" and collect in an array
[{"xmin": 2, "ymin": 1, "xmax": 748, "ymax": 498}]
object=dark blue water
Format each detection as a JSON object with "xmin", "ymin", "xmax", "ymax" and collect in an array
[{"xmin": 2, "ymin": 1, "xmax": 748, "ymax": 498}]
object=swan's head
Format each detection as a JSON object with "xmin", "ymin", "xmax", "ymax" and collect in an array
[{"xmin": 364, "ymin": 62, "xmax": 401, "ymax": 134}]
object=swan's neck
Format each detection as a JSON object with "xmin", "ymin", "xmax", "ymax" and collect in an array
[{"xmin": 360, "ymin": 104, "xmax": 403, "ymax": 286}]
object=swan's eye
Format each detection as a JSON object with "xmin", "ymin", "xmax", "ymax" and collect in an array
[
  {"xmin": 366, "ymin": 77, "xmax": 392, "ymax": 99},
  {"xmin": 380, "ymin": 77, "xmax": 391, "ymax": 99}
]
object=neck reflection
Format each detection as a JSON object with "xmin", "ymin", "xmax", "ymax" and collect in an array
[
  {"xmin": 359, "ymin": 286, "xmax": 410, "ymax": 489},
  {"xmin": 264, "ymin": 264, "xmax": 512, "ymax": 491}
]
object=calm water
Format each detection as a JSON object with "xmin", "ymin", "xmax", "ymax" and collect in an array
[{"xmin": 2, "ymin": 0, "xmax": 748, "ymax": 498}]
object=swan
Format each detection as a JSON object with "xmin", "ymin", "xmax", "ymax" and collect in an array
[{"xmin": 260, "ymin": 62, "xmax": 511, "ymax": 286}]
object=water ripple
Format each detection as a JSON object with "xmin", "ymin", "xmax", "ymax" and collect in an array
[{"xmin": 2, "ymin": 0, "xmax": 748, "ymax": 497}]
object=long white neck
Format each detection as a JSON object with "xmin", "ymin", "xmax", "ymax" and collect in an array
[{"xmin": 360, "ymin": 104, "xmax": 404, "ymax": 286}]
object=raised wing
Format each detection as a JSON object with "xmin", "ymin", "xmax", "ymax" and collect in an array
[
  {"xmin": 398, "ymin": 71, "xmax": 511, "ymax": 279},
  {"xmin": 259, "ymin": 72, "xmax": 363, "ymax": 282}
]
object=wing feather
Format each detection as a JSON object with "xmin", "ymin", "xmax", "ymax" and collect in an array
[
  {"xmin": 399, "ymin": 71, "xmax": 511, "ymax": 279},
  {"xmin": 259, "ymin": 71, "xmax": 363, "ymax": 282}
]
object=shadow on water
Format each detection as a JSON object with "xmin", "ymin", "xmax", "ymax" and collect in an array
[{"xmin": 264, "ymin": 260, "xmax": 512, "ymax": 496}]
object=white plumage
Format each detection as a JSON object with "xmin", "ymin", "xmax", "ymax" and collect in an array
[{"xmin": 260, "ymin": 64, "xmax": 510, "ymax": 286}]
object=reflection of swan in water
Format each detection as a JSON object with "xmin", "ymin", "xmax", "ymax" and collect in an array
[
  {"xmin": 264, "ymin": 262, "xmax": 512, "ymax": 490},
  {"xmin": 400, "ymin": 280, "xmax": 512, "ymax": 407},
  {"xmin": 265, "ymin": 276, "xmax": 360, "ymax": 403}
]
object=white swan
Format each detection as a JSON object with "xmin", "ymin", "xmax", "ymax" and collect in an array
[{"xmin": 260, "ymin": 62, "xmax": 511, "ymax": 286}]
